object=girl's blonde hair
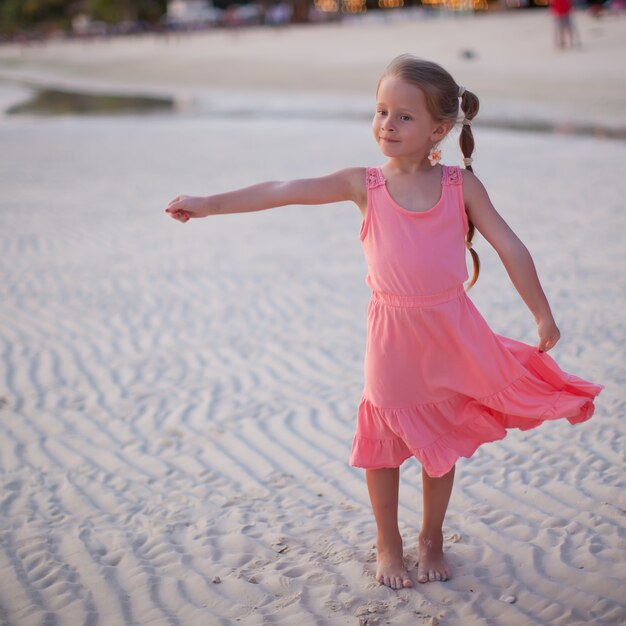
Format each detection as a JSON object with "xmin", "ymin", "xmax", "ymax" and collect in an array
[{"xmin": 379, "ymin": 55, "xmax": 480, "ymax": 289}]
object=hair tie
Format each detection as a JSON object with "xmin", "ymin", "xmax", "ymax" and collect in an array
[
  {"xmin": 463, "ymin": 157, "xmax": 473, "ymax": 167},
  {"xmin": 458, "ymin": 86, "xmax": 466, "ymax": 97},
  {"xmin": 462, "ymin": 118, "xmax": 472, "ymax": 126}
]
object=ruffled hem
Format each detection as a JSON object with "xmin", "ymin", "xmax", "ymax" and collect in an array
[
  {"xmin": 349, "ymin": 436, "xmax": 413, "ymax": 470},
  {"xmin": 350, "ymin": 349, "xmax": 603, "ymax": 478}
]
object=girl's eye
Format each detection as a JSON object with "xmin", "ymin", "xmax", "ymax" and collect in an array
[
  {"xmin": 377, "ymin": 110, "xmax": 387, "ymax": 116},
  {"xmin": 400, "ymin": 115, "xmax": 412, "ymax": 121}
]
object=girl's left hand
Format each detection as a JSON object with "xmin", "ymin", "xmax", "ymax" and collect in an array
[{"xmin": 537, "ymin": 318, "xmax": 561, "ymax": 353}]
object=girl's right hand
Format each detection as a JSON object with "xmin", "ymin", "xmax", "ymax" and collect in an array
[{"xmin": 165, "ymin": 195, "xmax": 209, "ymax": 223}]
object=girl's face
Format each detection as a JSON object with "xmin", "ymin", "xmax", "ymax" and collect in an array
[{"xmin": 373, "ymin": 76, "xmax": 444, "ymax": 159}]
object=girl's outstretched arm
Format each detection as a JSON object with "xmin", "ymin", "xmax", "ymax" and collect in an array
[
  {"xmin": 165, "ymin": 168, "xmax": 367, "ymax": 222},
  {"xmin": 463, "ymin": 171, "xmax": 561, "ymax": 353}
]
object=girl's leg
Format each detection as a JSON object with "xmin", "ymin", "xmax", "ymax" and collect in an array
[
  {"xmin": 417, "ymin": 465, "xmax": 455, "ymax": 583},
  {"xmin": 366, "ymin": 468, "xmax": 413, "ymax": 590}
]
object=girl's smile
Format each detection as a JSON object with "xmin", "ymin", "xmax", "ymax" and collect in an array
[{"xmin": 373, "ymin": 76, "xmax": 440, "ymax": 162}]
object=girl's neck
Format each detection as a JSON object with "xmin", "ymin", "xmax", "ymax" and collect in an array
[{"xmin": 385, "ymin": 157, "xmax": 439, "ymax": 176}]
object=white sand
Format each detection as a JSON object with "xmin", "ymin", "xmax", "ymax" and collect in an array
[{"xmin": 1, "ymin": 10, "xmax": 625, "ymax": 626}]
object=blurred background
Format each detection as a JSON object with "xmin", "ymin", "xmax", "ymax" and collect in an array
[{"xmin": 0, "ymin": 0, "xmax": 621, "ymax": 39}]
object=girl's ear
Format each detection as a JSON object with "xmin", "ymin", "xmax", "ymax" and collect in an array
[{"xmin": 430, "ymin": 122, "xmax": 453, "ymax": 143}]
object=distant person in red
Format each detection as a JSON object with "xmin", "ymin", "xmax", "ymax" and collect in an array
[{"xmin": 550, "ymin": 0, "xmax": 577, "ymax": 49}]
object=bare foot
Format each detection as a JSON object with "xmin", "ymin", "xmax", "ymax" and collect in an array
[
  {"xmin": 375, "ymin": 539, "xmax": 414, "ymax": 590},
  {"xmin": 417, "ymin": 532, "xmax": 451, "ymax": 584}
]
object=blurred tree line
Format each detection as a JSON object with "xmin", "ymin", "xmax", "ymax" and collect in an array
[{"xmin": 0, "ymin": 0, "xmax": 168, "ymax": 35}]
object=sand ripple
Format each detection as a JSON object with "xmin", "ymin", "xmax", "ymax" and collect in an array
[{"xmin": 0, "ymin": 116, "xmax": 624, "ymax": 625}]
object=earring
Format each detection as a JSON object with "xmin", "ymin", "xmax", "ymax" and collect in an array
[{"xmin": 428, "ymin": 144, "xmax": 442, "ymax": 167}]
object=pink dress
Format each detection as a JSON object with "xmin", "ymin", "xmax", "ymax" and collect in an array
[{"xmin": 349, "ymin": 165, "xmax": 603, "ymax": 478}]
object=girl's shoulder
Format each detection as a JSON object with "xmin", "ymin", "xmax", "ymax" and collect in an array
[
  {"xmin": 459, "ymin": 167, "xmax": 478, "ymax": 181},
  {"xmin": 459, "ymin": 168, "xmax": 484, "ymax": 193},
  {"xmin": 325, "ymin": 167, "xmax": 368, "ymax": 210},
  {"xmin": 459, "ymin": 169, "xmax": 497, "ymax": 216},
  {"xmin": 454, "ymin": 167, "xmax": 484, "ymax": 197},
  {"xmin": 334, "ymin": 166, "xmax": 368, "ymax": 189}
]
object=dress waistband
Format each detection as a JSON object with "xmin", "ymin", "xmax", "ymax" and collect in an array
[{"xmin": 371, "ymin": 284, "xmax": 465, "ymax": 308}]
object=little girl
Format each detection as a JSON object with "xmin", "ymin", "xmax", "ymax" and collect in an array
[{"xmin": 166, "ymin": 55, "xmax": 603, "ymax": 591}]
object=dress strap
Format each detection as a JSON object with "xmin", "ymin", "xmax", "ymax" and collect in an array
[
  {"xmin": 442, "ymin": 165, "xmax": 462, "ymax": 186},
  {"xmin": 366, "ymin": 167, "xmax": 386, "ymax": 190},
  {"xmin": 442, "ymin": 165, "xmax": 469, "ymax": 233}
]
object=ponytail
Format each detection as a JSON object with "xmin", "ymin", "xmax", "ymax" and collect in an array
[{"xmin": 458, "ymin": 88, "xmax": 480, "ymax": 290}]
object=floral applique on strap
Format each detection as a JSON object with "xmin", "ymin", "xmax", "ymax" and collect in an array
[
  {"xmin": 366, "ymin": 167, "xmax": 386, "ymax": 190},
  {"xmin": 442, "ymin": 165, "xmax": 462, "ymax": 186}
]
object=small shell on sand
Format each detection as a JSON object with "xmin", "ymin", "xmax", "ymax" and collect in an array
[
  {"xmin": 499, "ymin": 594, "xmax": 517, "ymax": 604},
  {"xmin": 272, "ymin": 539, "xmax": 289, "ymax": 554}
]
